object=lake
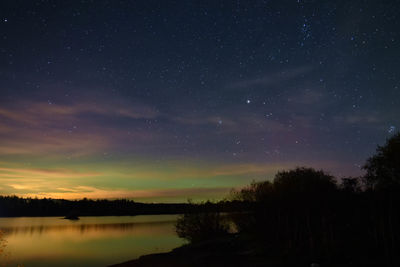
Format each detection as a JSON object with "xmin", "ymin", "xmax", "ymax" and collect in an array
[{"xmin": 0, "ymin": 215, "xmax": 185, "ymax": 267}]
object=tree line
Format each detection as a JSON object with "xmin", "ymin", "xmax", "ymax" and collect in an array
[
  {"xmin": 0, "ymin": 196, "xmax": 248, "ymax": 217},
  {"xmin": 176, "ymin": 133, "xmax": 400, "ymax": 265}
]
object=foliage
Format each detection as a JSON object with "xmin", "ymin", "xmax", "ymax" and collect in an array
[
  {"xmin": 363, "ymin": 132, "xmax": 400, "ymax": 190},
  {"xmin": 340, "ymin": 177, "xmax": 362, "ymax": 193},
  {"xmin": 273, "ymin": 167, "xmax": 337, "ymax": 196},
  {"xmin": 230, "ymin": 180, "xmax": 273, "ymax": 202},
  {"xmin": 227, "ymin": 165, "xmax": 400, "ymax": 264},
  {"xmin": 176, "ymin": 211, "xmax": 229, "ymax": 243}
]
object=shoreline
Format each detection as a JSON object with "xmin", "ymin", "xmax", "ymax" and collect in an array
[
  {"xmin": 109, "ymin": 235, "xmax": 253, "ymax": 267},
  {"xmin": 110, "ymin": 234, "xmax": 385, "ymax": 267},
  {"xmin": 109, "ymin": 234, "xmax": 303, "ymax": 267}
]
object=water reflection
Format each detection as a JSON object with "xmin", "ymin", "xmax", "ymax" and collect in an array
[
  {"xmin": 0, "ymin": 215, "xmax": 184, "ymax": 267},
  {"xmin": 2, "ymin": 220, "xmax": 175, "ymax": 236}
]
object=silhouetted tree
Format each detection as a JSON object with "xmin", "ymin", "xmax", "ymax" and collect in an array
[
  {"xmin": 273, "ymin": 167, "xmax": 337, "ymax": 196},
  {"xmin": 360, "ymin": 133, "xmax": 400, "ymax": 264},
  {"xmin": 363, "ymin": 132, "xmax": 400, "ymax": 191},
  {"xmin": 340, "ymin": 177, "xmax": 362, "ymax": 193},
  {"xmin": 230, "ymin": 180, "xmax": 273, "ymax": 202}
]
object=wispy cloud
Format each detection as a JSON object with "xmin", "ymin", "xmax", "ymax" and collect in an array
[
  {"xmin": 333, "ymin": 113, "xmax": 381, "ymax": 125},
  {"xmin": 290, "ymin": 88, "xmax": 325, "ymax": 105},
  {"xmin": 228, "ymin": 66, "xmax": 314, "ymax": 89},
  {"xmin": 0, "ymin": 100, "xmax": 158, "ymax": 126},
  {"xmin": 0, "ymin": 131, "xmax": 109, "ymax": 156},
  {"xmin": 0, "ymin": 166, "xmax": 100, "ymax": 179},
  {"xmin": 0, "ymin": 99, "xmax": 161, "ymax": 156},
  {"xmin": 172, "ymin": 112, "xmax": 287, "ymax": 135}
]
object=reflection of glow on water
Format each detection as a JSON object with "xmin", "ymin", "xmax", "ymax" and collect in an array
[
  {"xmin": 0, "ymin": 215, "xmax": 185, "ymax": 267},
  {"xmin": 0, "ymin": 229, "xmax": 6, "ymax": 259},
  {"xmin": 2, "ymin": 220, "xmax": 176, "ymax": 236},
  {"xmin": 1, "ymin": 229, "xmax": 18, "ymax": 267}
]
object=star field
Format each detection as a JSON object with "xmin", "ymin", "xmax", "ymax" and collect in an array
[{"xmin": 0, "ymin": 0, "xmax": 399, "ymax": 201}]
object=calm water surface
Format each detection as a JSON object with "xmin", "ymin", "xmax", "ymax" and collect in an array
[{"xmin": 0, "ymin": 215, "xmax": 185, "ymax": 267}]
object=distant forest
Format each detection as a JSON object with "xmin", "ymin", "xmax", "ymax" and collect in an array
[{"xmin": 0, "ymin": 196, "xmax": 247, "ymax": 217}]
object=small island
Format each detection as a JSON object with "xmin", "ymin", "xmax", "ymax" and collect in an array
[{"xmin": 63, "ymin": 215, "xmax": 80, "ymax": 220}]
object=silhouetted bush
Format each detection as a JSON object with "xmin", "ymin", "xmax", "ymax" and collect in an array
[{"xmin": 176, "ymin": 211, "xmax": 229, "ymax": 243}]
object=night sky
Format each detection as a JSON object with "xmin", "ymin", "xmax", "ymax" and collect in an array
[{"xmin": 0, "ymin": 1, "xmax": 399, "ymax": 202}]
